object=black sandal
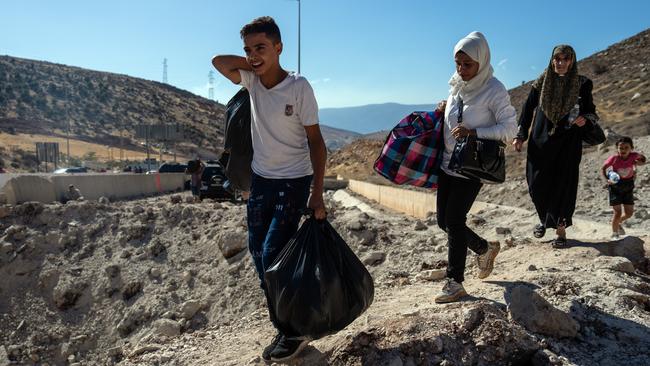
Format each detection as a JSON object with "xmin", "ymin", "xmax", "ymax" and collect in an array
[
  {"xmin": 552, "ymin": 236, "xmax": 568, "ymax": 248},
  {"xmin": 533, "ymin": 224, "xmax": 546, "ymax": 238}
]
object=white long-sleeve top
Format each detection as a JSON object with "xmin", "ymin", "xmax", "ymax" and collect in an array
[{"xmin": 442, "ymin": 77, "xmax": 518, "ymax": 178}]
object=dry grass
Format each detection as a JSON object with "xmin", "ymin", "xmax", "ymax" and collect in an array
[{"xmin": 0, "ymin": 132, "xmax": 182, "ymax": 162}]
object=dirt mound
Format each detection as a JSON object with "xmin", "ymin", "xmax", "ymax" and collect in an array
[
  {"xmin": 111, "ymin": 190, "xmax": 650, "ymax": 366},
  {"xmin": 1, "ymin": 183, "xmax": 649, "ymax": 365},
  {"xmin": 0, "ymin": 196, "xmax": 260, "ymax": 364}
]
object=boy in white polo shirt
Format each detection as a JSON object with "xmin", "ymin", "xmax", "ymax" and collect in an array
[{"xmin": 212, "ymin": 16, "xmax": 327, "ymax": 362}]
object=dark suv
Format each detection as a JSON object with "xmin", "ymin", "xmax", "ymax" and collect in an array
[
  {"xmin": 158, "ymin": 163, "xmax": 190, "ymax": 190},
  {"xmin": 158, "ymin": 163, "xmax": 187, "ymax": 173},
  {"xmin": 199, "ymin": 163, "xmax": 233, "ymax": 200}
]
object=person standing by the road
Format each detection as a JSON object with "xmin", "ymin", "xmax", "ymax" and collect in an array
[{"xmin": 186, "ymin": 158, "xmax": 205, "ymax": 201}]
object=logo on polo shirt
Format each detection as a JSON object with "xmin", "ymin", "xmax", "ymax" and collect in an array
[{"xmin": 285, "ymin": 104, "xmax": 294, "ymax": 116}]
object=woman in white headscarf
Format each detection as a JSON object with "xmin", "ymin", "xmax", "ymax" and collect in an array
[{"xmin": 434, "ymin": 31, "xmax": 518, "ymax": 303}]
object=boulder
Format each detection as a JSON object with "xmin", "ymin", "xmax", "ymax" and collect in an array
[
  {"xmin": 593, "ymin": 256, "xmax": 636, "ymax": 274},
  {"xmin": 152, "ymin": 319, "xmax": 181, "ymax": 337},
  {"xmin": 362, "ymin": 251, "xmax": 386, "ymax": 266},
  {"xmin": 495, "ymin": 227, "xmax": 512, "ymax": 235},
  {"xmin": 414, "ymin": 220, "xmax": 427, "ymax": 231},
  {"xmin": 216, "ymin": 230, "xmax": 247, "ymax": 259},
  {"xmin": 347, "ymin": 220, "xmax": 365, "ymax": 231},
  {"xmin": 180, "ymin": 300, "xmax": 202, "ymax": 319},
  {"xmin": 414, "ymin": 269, "xmax": 446, "ymax": 282},
  {"xmin": 612, "ymin": 236, "xmax": 645, "ymax": 263},
  {"xmin": 121, "ymin": 281, "xmax": 143, "ymax": 301},
  {"xmin": 4, "ymin": 225, "xmax": 27, "ymax": 241},
  {"xmin": 350, "ymin": 229, "xmax": 377, "ymax": 246},
  {"xmin": 116, "ymin": 307, "xmax": 150, "ymax": 337},
  {"xmin": 53, "ymin": 279, "xmax": 86, "ymax": 311},
  {"xmin": 507, "ymin": 285, "xmax": 579, "ymax": 338}
]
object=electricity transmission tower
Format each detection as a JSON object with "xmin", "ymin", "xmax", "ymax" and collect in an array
[
  {"xmin": 208, "ymin": 70, "xmax": 215, "ymax": 101},
  {"xmin": 163, "ymin": 58, "xmax": 168, "ymax": 84}
]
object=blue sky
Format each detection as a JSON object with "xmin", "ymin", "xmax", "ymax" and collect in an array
[{"xmin": 1, "ymin": 0, "xmax": 648, "ymax": 108}]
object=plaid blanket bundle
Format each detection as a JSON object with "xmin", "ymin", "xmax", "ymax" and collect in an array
[{"xmin": 373, "ymin": 111, "xmax": 444, "ymax": 189}]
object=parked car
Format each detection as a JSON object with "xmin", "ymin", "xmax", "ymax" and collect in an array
[
  {"xmin": 199, "ymin": 163, "xmax": 234, "ymax": 200},
  {"xmin": 158, "ymin": 163, "xmax": 190, "ymax": 190},
  {"xmin": 53, "ymin": 167, "xmax": 88, "ymax": 174},
  {"xmin": 158, "ymin": 163, "xmax": 187, "ymax": 173}
]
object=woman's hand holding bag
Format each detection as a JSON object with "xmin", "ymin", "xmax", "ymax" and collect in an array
[{"xmin": 448, "ymin": 98, "xmax": 507, "ymax": 184}]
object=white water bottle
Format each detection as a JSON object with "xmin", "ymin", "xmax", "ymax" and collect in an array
[
  {"xmin": 567, "ymin": 104, "xmax": 580, "ymax": 122},
  {"xmin": 565, "ymin": 102, "xmax": 580, "ymax": 129},
  {"xmin": 607, "ymin": 171, "xmax": 620, "ymax": 184}
]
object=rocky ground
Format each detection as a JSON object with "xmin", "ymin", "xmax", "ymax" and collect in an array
[{"xmin": 1, "ymin": 181, "xmax": 649, "ymax": 365}]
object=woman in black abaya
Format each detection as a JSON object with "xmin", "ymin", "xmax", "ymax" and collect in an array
[{"xmin": 513, "ymin": 45, "xmax": 599, "ymax": 247}]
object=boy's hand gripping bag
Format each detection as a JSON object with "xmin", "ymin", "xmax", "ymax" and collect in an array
[{"xmin": 264, "ymin": 217, "xmax": 375, "ymax": 340}]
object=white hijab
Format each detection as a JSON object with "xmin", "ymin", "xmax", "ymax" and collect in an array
[{"xmin": 448, "ymin": 31, "xmax": 494, "ymax": 102}]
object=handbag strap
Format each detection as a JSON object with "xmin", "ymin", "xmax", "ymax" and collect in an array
[{"xmin": 456, "ymin": 97, "xmax": 470, "ymax": 144}]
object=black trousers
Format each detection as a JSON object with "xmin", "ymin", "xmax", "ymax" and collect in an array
[{"xmin": 436, "ymin": 171, "xmax": 488, "ymax": 283}]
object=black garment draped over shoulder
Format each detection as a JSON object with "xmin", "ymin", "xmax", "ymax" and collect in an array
[{"xmin": 517, "ymin": 76, "xmax": 599, "ymax": 229}]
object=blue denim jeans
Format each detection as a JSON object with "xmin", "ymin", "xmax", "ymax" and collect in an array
[{"xmin": 247, "ymin": 173, "xmax": 312, "ymax": 329}]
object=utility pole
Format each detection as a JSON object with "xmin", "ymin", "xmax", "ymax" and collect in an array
[
  {"xmin": 66, "ymin": 119, "xmax": 71, "ymax": 165},
  {"xmin": 145, "ymin": 126, "xmax": 151, "ymax": 172},
  {"xmin": 119, "ymin": 126, "xmax": 124, "ymax": 162}
]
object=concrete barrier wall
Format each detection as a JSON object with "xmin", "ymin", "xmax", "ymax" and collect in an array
[
  {"xmin": 348, "ymin": 180, "xmax": 436, "ymax": 218},
  {"xmin": 2, "ymin": 174, "xmax": 58, "ymax": 204},
  {"xmin": 347, "ymin": 179, "xmax": 530, "ymax": 219},
  {"xmin": 0, "ymin": 173, "xmax": 185, "ymax": 204}
]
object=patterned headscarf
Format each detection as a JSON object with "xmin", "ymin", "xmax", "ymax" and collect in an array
[
  {"xmin": 532, "ymin": 45, "xmax": 580, "ymax": 125},
  {"xmin": 449, "ymin": 31, "xmax": 494, "ymax": 103}
]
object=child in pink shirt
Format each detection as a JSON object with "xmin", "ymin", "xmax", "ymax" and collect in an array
[{"xmin": 601, "ymin": 136, "xmax": 646, "ymax": 239}]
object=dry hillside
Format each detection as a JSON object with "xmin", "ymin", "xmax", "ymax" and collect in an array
[{"xmin": 0, "ymin": 56, "xmax": 226, "ymax": 162}]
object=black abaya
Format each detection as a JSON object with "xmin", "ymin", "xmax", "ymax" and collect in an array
[{"xmin": 517, "ymin": 76, "xmax": 599, "ymax": 229}]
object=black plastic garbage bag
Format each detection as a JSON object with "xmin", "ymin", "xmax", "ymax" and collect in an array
[
  {"xmin": 219, "ymin": 88, "xmax": 253, "ymax": 192},
  {"xmin": 264, "ymin": 217, "xmax": 374, "ymax": 339}
]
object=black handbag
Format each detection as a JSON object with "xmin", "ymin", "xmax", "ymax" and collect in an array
[
  {"xmin": 448, "ymin": 98, "xmax": 506, "ymax": 184},
  {"xmin": 580, "ymin": 118, "xmax": 606, "ymax": 146}
]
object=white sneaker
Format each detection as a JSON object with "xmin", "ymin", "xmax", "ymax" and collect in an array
[
  {"xmin": 611, "ymin": 232, "xmax": 620, "ymax": 240},
  {"xmin": 476, "ymin": 241, "xmax": 500, "ymax": 279},
  {"xmin": 434, "ymin": 278, "xmax": 467, "ymax": 303}
]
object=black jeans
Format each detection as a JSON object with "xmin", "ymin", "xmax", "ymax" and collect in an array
[{"xmin": 436, "ymin": 171, "xmax": 488, "ymax": 283}]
